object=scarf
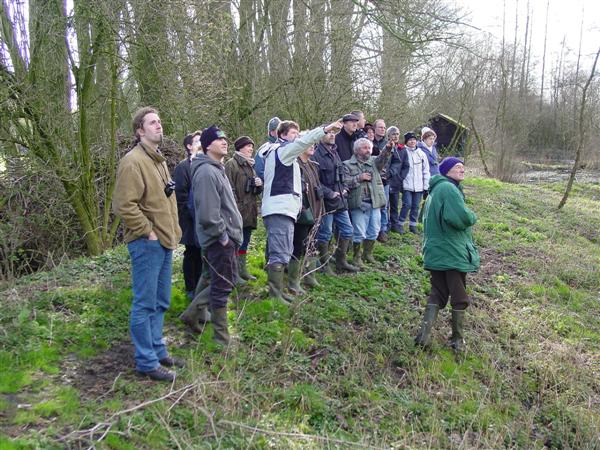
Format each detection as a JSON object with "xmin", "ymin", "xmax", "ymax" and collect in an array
[{"xmin": 235, "ymin": 151, "xmax": 255, "ymax": 166}]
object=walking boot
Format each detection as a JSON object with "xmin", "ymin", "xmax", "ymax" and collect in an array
[
  {"xmin": 377, "ymin": 230, "xmax": 389, "ymax": 243},
  {"xmin": 450, "ymin": 309, "xmax": 466, "ymax": 355},
  {"xmin": 352, "ymin": 242, "xmax": 364, "ymax": 269},
  {"xmin": 287, "ymin": 258, "xmax": 306, "ymax": 295},
  {"xmin": 303, "ymin": 257, "xmax": 320, "ymax": 288},
  {"xmin": 391, "ymin": 223, "xmax": 404, "ymax": 234},
  {"xmin": 316, "ymin": 241, "xmax": 335, "ymax": 275},
  {"xmin": 409, "ymin": 225, "xmax": 418, "ymax": 234},
  {"xmin": 414, "ymin": 304, "xmax": 440, "ymax": 348},
  {"xmin": 180, "ymin": 286, "xmax": 211, "ymax": 334},
  {"xmin": 335, "ymin": 239, "xmax": 359, "ymax": 273},
  {"xmin": 238, "ymin": 253, "xmax": 256, "ymax": 281},
  {"xmin": 267, "ymin": 263, "xmax": 294, "ymax": 304},
  {"xmin": 362, "ymin": 239, "xmax": 376, "ymax": 264},
  {"xmin": 211, "ymin": 306, "xmax": 230, "ymax": 346}
]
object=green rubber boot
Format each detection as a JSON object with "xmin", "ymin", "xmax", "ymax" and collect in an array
[
  {"xmin": 180, "ymin": 286, "xmax": 211, "ymax": 334},
  {"xmin": 267, "ymin": 263, "xmax": 294, "ymax": 304},
  {"xmin": 335, "ymin": 239, "xmax": 359, "ymax": 273},
  {"xmin": 362, "ymin": 239, "xmax": 376, "ymax": 264},
  {"xmin": 287, "ymin": 258, "xmax": 306, "ymax": 295},
  {"xmin": 211, "ymin": 306, "xmax": 230, "ymax": 346},
  {"xmin": 238, "ymin": 253, "xmax": 256, "ymax": 281},
  {"xmin": 414, "ymin": 304, "xmax": 440, "ymax": 348},
  {"xmin": 303, "ymin": 257, "xmax": 320, "ymax": 288},
  {"xmin": 352, "ymin": 242, "xmax": 364, "ymax": 269},
  {"xmin": 317, "ymin": 241, "xmax": 335, "ymax": 275},
  {"xmin": 450, "ymin": 309, "xmax": 466, "ymax": 355}
]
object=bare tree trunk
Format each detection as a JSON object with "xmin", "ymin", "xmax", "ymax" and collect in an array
[
  {"xmin": 539, "ymin": 0, "xmax": 549, "ymax": 112},
  {"xmin": 558, "ymin": 47, "xmax": 600, "ymax": 209}
]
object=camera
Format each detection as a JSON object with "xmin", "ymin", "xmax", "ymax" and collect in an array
[
  {"xmin": 164, "ymin": 180, "xmax": 175, "ymax": 198},
  {"xmin": 245, "ymin": 177, "xmax": 263, "ymax": 195}
]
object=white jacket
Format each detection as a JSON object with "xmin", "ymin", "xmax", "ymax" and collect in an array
[
  {"xmin": 402, "ymin": 146, "xmax": 430, "ymax": 192},
  {"xmin": 261, "ymin": 127, "xmax": 325, "ymax": 219}
]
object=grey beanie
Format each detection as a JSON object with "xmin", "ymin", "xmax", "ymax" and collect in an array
[{"xmin": 268, "ymin": 117, "xmax": 281, "ymax": 134}]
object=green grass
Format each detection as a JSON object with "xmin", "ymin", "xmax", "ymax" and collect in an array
[{"xmin": 1, "ymin": 177, "xmax": 599, "ymax": 448}]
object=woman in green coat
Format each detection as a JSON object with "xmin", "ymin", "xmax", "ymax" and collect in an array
[{"xmin": 415, "ymin": 157, "xmax": 480, "ymax": 354}]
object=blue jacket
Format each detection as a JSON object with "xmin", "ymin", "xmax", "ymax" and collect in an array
[{"xmin": 417, "ymin": 141, "xmax": 440, "ymax": 176}]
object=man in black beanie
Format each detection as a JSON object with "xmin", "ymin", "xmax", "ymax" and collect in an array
[{"xmin": 179, "ymin": 126, "xmax": 243, "ymax": 346}]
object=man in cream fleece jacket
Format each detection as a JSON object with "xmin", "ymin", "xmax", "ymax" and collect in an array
[{"xmin": 113, "ymin": 107, "xmax": 183, "ymax": 382}]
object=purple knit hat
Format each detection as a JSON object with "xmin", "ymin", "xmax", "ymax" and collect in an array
[{"xmin": 439, "ymin": 157, "xmax": 464, "ymax": 176}]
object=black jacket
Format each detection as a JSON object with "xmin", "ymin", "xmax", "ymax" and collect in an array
[
  {"xmin": 388, "ymin": 146, "xmax": 410, "ymax": 193},
  {"xmin": 335, "ymin": 128, "xmax": 356, "ymax": 162},
  {"xmin": 312, "ymin": 142, "xmax": 348, "ymax": 212},
  {"xmin": 173, "ymin": 158, "xmax": 195, "ymax": 246},
  {"xmin": 372, "ymin": 136, "xmax": 387, "ymax": 156}
]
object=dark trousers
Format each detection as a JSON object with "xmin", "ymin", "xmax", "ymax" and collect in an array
[
  {"xmin": 427, "ymin": 270, "xmax": 469, "ymax": 310},
  {"xmin": 292, "ymin": 223, "xmax": 313, "ymax": 260},
  {"xmin": 205, "ymin": 240, "xmax": 238, "ymax": 309},
  {"xmin": 182, "ymin": 244, "xmax": 203, "ymax": 293},
  {"xmin": 239, "ymin": 227, "xmax": 253, "ymax": 253},
  {"xmin": 389, "ymin": 191, "xmax": 400, "ymax": 226}
]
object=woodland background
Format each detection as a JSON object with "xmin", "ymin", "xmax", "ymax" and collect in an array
[{"xmin": 1, "ymin": 0, "xmax": 599, "ymax": 279}]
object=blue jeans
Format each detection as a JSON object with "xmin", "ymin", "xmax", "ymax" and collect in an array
[
  {"xmin": 380, "ymin": 184, "xmax": 390, "ymax": 232},
  {"xmin": 350, "ymin": 203, "xmax": 381, "ymax": 243},
  {"xmin": 127, "ymin": 238, "xmax": 173, "ymax": 373},
  {"xmin": 316, "ymin": 210, "xmax": 354, "ymax": 242},
  {"xmin": 399, "ymin": 191, "xmax": 424, "ymax": 227}
]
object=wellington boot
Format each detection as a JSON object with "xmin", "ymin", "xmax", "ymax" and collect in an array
[
  {"xmin": 317, "ymin": 241, "xmax": 335, "ymax": 275},
  {"xmin": 287, "ymin": 259, "xmax": 306, "ymax": 295},
  {"xmin": 303, "ymin": 257, "xmax": 320, "ymax": 288},
  {"xmin": 362, "ymin": 240, "xmax": 376, "ymax": 264},
  {"xmin": 352, "ymin": 243, "xmax": 364, "ymax": 269},
  {"xmin": 450, "ymin": 309, "xmax": 466, "ymax": 355},
  {"xmin": 414, "ymin": 304, "xmax": 440, "ymax": 348},
  {"xmin": 196, "ymin": 248, "xmax": 211, "ymax": 292},
  {"xmin": 267, "ymin": 263, "xmax": 294, "ymax": 304},
  {"xmin": 238, "ymin": 254, "xmax": 256, "ymax": 281},
  {"xmin": 210, "ymin": 306, "xmax": 230, "ymax": 346},
  {"xmin": 335, "ymin": 239, "xmax": 359, "ymax": 273},
  {"xmin": 180, "ymin": 287, "xmax": 211, "ymax": 334}
]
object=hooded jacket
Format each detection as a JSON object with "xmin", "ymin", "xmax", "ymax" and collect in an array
[
  {"xmin": 113, "ymin": 143, "xmax": 181, "ymax": 249},
  {"xmin": 422, "ymin": 175, "xmax": 480, "ymax": 272},
  {"xmin": 191, "ymin": 153, "xmax": 243, "ymax": 247}
]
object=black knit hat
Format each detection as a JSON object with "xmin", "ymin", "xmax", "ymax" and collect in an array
[
  {"xmin": 234, "ymin": 136, "xmax": 255, "ymax": 152},
  {"xmin": 200, "ymin": 125, "xmax": 227, "ymax": 151},
  {"xmin": 404, "ymin": 132, "xmax": 417, "ymax": 144}
]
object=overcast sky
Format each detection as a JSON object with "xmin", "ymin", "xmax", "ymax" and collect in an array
[{"xmin": 456, "ymin": 0, "xmax": 600, "ymax": 69}]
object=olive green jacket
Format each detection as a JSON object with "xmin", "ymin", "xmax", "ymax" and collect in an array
[
  {"xmin": 343, "ymin": 148, "xmax": 391, "ymax": 210},
  {"xmin": 112, "ymin": 143, "xmax": 181, "ymax": 249},
  {"xmin": 224, "ymin": 153, "xmax": 260, "ymax": 229}
]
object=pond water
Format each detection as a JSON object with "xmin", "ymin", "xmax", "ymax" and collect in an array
[{"xmin": 516, "ymin": 168, "xmax": 600, "ymax": 184}]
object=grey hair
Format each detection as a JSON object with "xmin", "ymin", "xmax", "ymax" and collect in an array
[
  {"xmin": 386, "ymin": 126, "xmax": 400, "ymax": 139},
  {"xmin": 353, "ymin": 137, "xmax": 373, "ymax": 153}
]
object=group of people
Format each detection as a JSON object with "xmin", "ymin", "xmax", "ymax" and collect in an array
[{"xmin": 113, "ymin": 107, "xmax": 480, "ymax": 382}]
